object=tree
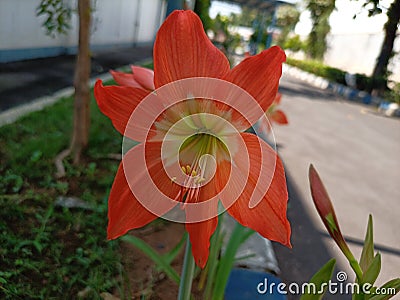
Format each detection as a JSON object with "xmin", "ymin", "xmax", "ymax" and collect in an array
[
  {"xmin": 194, "ymin": 0, "xmax": 213, "ymax": 31},
  {"xmin": 368, "ymin": 0, "xmax": 400, "ymax": 94},
  {"xmin": 37, "ymin": 0, "xmax": 92, "ymax": 172},
  {"xmin": 230, "ymin": 6, "xmax": 258, "ymax": 27},
  {"xmin": 276, "ymin": 5, "xmax": 301, "ymax": 48},
  {"xmin": 306, "ymin": 0, "xmax": 336, "ymax": 60},
  {"xmin": 70, "ymin": 0, "xmax": 91, "ymax": 165}
]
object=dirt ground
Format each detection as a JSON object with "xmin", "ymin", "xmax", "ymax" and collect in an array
[{"xmin": 117, "ymin": 221, "xmax": 205, "ymax": 300}]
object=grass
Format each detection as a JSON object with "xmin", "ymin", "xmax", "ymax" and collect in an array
[
  {"xmin": 0, "ymin": 87, "xmax": 125, "ymax": 299},
  {"xmin": 286, "ymin": 57, "xmax": 347, "ymax": 85}
]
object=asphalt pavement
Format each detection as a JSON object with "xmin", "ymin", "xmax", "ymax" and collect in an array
[
  {"xmin": 0, "ymin": 45, "xmax": 153, "ymax": 111},
  {"xmin": 273, "ymin": 73, "xmax": 400, "ymax": 299}
]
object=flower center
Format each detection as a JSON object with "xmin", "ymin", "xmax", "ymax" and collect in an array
[
  {"xmin": 173, "ymin": 133, "xmax": 226, "ymax": 205},
  {"xmin": 158, "ymin": 107, "xmax": 239, "ymax": 205}
]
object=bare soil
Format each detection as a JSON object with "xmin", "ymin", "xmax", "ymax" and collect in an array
[{"xmin": 118, "ymin": 222, "xmax": 188, "ymax": 299}]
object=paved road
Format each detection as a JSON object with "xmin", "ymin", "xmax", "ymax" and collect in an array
[
  {"xmin": 272, "ymin": 72, "xmax": 400, "ymax": 299},
  {"xmin": 0, "ymin": 46, "xmax": 153, "ymax": 111}
]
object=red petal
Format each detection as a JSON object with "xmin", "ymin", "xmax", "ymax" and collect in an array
[
  {"xmin": 131, "ymin": 66, "xmax": 155, "ymax": 90},
  {"xmin": 107, "ymin": 161, "xmax": 158, "ymax": 239},
  {"xmin": 223, "ymin": 46, "xmax": 286, "ymax": 115},
  {"xmin": 221, "ymin": 133, "xmax": 291, "ymax": 247},
  {"xmin": 186, "ymin": 217, "xmax": 218, "ymax": 268},
  {"xmin": 270, "ymin": 109, "xmax": 288, "ymax": 125},
  {"xmin": 94, "ymin": 80, "xmax": 149, "ymax": 137},
  {"xmin": 110, "ymin": 70, "xmax": 144, "ymax": 88},
  {"xmin": 183, "ymin": 165, "xmax": 220, "ymax": 268},
  {"xmin": 153, "ymin": 10, "xmax": 230, "ymax": 88},
  {"xmin": 108, "ymin": 141, "xmax": 181, "ymax": 239}
]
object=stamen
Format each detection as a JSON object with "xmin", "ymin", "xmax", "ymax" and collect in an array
[
  {"xmin": 186, "ymin": 165, "xmax": 191, "ymax": 174},
  {"xmin": 175, "ymin": 133, "xmax": 221, "ymax": 206}
]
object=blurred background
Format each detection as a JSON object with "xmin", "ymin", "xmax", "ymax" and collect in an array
[
  {"xmin": 0, "ymin": 0, "xmax": 399, "ymax": 299},
  {"xmin": 1, "ymin": 0, "xmax": 399, "ymax": 99}
]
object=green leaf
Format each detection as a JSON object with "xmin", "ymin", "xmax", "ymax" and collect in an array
[
  {"xmin": 368, "ymin": 278, "xmax": 400, "ymax": 300},
  {"xmin": 212, "ymin": 221, "xmax": 254, "ymax": 300},
  {"xmin": 361, "ymin": 253, "xmax": 381, "ymax": 286},
  {"xmin": 121, "ymin": 235, "xmax": 180, "ymax": 284},
  {"xmin": 360, "ymin": 215, "xmax": 374, "ymax": 273},
  {"xmin": 300, "ymin": 258, "xmax": 336, "ymax": 300}
]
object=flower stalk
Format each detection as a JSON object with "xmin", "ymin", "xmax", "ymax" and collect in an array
[{"xmin": 309, "ymin": 164, "xmax": 363, "ymax": 281}]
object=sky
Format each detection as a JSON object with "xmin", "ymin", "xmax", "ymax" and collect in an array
[{"xmin": 209, "ymin": 0, "xmax": 391, "ymax": 35}]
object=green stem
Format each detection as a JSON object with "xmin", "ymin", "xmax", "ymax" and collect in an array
[
  {"xmin": 178, "ymin": 238, "xmax": 195, "ymax": 300},
  {"xmin": 341, "ymin": 243, "xmax": 364, "ymax": 282},
  {"xmin": 349, "ymin": 256, "xmax": 364, "ymax": 282}
]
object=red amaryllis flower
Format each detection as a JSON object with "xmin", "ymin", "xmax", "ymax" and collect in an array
[
  {"xmin": 309, "ymin": 164, "xmax": 352, "ymax": 258},
  {"xmin": 95, "ymin": 10, "xmax": 291, "ymax": 268},
  {"xmin": 264, "ymin": 93, "xmax": 288, "ymax": 132},
  {"xmin": 110, "ymin": 65, "xmax": 155, "ymax": 91}
]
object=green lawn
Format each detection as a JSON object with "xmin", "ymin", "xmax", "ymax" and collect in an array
[{"xmin": 0, "ymin": 88, "xmax": 125, "ymax": 298}]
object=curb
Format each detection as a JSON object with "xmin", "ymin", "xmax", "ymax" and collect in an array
[{"xmin": 282, "ymin": 64, "xmax": 400, "ymax": 117}]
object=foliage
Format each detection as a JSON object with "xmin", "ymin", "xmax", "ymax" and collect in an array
[
  {"xmin": 210, "ymin": 221, "xmax": 254, "ymax": 300},
  {"xmin": 211, "ymin": 14, "xmax": 242, "ymax": 54},
  {"xmin": 369, "ymin": 0, "xmax": 400, "ymax": 93},
  {"xmin": 286, "ymin": 57, "xmax": 346, "ymax": 85},
  {"xmin": 36, "ymin": 0, "xmax": 72, "ymax": 36},
  {"xmin": 229, "ymin": 7, "xmax": 258, "ymax": 27},
  {"xmin": 276, "ymin": 5, "xmax": 301, "ymax": 48},
  {"xmin": 352, "ymin": 0, "xmax": 383, "ymax": 18},
  {"xmin": 300, "ymin": 259, "xmax": 336, "ymax": 300},
  {"xmin": 385, "ymin": 82, "xmax": 400, "ymax": 104},
  {"xmin": 283, "ymin": 35, "xmax": 306, "ymax": 52},
  {"xmin": 351, "ymin": 0, "xmax": 400, "ymax": 93},
  {"xmin": 194, "ymin": 0, "xmax": 213, "ymax": 31},
  {"xmin": 0, "ymin": 89, "xmax": 124, "ymax": 298},
  {"xmin": 306, "ymin": 0, "xmax": 336, "ymax": 60},
  {"xmin": 286, "ymin": 57, "xmax": 400, "ymax": 102},
  {"xmin": 122, "ymin": 235, "xmax": 183, "ymax": 284}
]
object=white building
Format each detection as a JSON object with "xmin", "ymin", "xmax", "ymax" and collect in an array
[
  {"xmin": 0, "ymin": 0, "xmax": 167, "ymax": 62},
  {"xmin": 295, "ymin": 0, "xmax": 400, "ymax": 82}
]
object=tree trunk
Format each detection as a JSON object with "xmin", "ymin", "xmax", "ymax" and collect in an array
[
  {"xmin": 370, "ymin": 0, "xmax": 400, "ymax": 94},
  {"xmin": 71, "ymin": 0, "xmax": 91, "ymax": 164}
]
